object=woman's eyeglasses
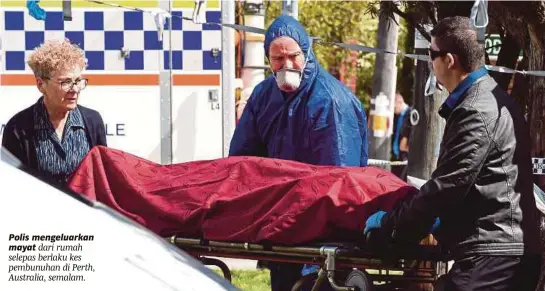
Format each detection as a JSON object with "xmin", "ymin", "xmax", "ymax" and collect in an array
[
  {"xmin": 44, "ymin": 78, "xmax": 89, "ymax": 92},
  {"xmin": 60, "ymin": 78, "xmax": 88, "ymax": 92}
]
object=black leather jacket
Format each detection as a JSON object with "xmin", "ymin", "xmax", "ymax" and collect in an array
[{"xmin": 382, "ymin": 74, "xmax": 541, "ymax": 259}]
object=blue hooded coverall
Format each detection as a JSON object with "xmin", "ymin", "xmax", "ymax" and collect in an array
[
  {"xmin": 228, "ymin": 15, "xmax": 369, "ymax": 290},
  {"xmin": 229, "ymin": 15, "xmax": 368, "ymax": 167}
]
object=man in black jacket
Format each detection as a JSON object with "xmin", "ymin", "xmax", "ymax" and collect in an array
[
  {"xmin": 1, "ymin": 39, "xmax": 107, "ymax": 186},
  {"xmin": 365, "ymin": 16, "xmax": 541, "ymax": 290}
]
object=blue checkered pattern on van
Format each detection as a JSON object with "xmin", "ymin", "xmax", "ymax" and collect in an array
[{"xmin": 1, "ymin": 9, "xmax": 222, "ymax": 71}]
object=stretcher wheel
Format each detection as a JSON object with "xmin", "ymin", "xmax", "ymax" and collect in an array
[{"xmin": 345, "ymin": 270, "xmax": 372, "ymax": 291}]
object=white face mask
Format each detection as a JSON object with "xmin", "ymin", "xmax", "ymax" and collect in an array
[
  {"xmin": 274, "ymin": 68, "xmax": 302, "ymax": 92},
  {"xmin": 271, "ymin": 47, "xmax": 310, "ymax": 92}
]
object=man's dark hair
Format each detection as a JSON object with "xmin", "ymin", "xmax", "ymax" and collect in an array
[{"xmin": 430, "ymin": 16, "xmax": 485, "ymax": 73}]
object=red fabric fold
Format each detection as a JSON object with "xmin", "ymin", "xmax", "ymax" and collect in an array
[{"xmin": 67, "ymin": 146, "xmax": 417, "ymax": 244}]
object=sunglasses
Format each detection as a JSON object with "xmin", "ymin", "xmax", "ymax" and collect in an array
[{"xmin": 428, "ymin": 48, "xmax": 449, "ymax": 61}]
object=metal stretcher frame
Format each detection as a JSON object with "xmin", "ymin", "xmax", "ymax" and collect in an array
[{"xmin": 167, "ymin": 236, "xmax": 452, "ymax": 291}]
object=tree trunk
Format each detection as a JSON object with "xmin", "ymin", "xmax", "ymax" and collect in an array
[
  {"xmin": 436, "ymin": 2, "xmax": 473, "ymax": 19},
  {"xmin": 399, "ymin": 24, "xmax": 416, "ymax": 105},
  {"xmin": 527, "ymin": 24, "xmax": 545, "ymax": 193},
  {"xmin": 526, "ymin": 25, "xmax": 545, "ymax": 291},
  {"xmin": 407, "ymin": 69, "xmax": 448, "ymax": 180},
  {"xmin": 369, "ymin": 1, "xmax": 399, "ymax": 169},
  {"xmin": 510, "ymin": 56, "xmax": 529, "ymax": 112}
]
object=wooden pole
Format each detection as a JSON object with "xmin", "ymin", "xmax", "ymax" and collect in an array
[{"xmin": 369, "ymin": 1, "xmax": 399, "ymax": 170}]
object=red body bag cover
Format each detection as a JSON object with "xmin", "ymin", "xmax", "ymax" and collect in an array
[{"xmin": 67, "ymin": 146, "xmax": 416, "ymax": 244}]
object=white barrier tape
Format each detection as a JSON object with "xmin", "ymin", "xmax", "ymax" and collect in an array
[
  {"xmin": 149, "ymin": 8, "xmax": 171, "ymax": 41},
  {"xmin": 470, "ymin": 0, "xmax": 489, "ymax": 29},
  {"xmin": 85, "ymin": 0, "xmax": 147, "ymax": 12},
  {"xmin": 329, "ymin": 41, "xmax": 390, "ymax": 55},
  {"xmin": 522, "ymin": 71, "xmax": 545, "ymax": 77},
  {"xmin": 85, "ymin": 0, "xmax": 267, "ymax": 34},
  {"xmin": 192, "ymin": 0, "xmax": 206, "ymax": 24},
  {"xmin": 484, "ymin": 65, "xmax": 545, "ymax": 78},
  {"xmin": 485, "ymin": 65, "xmax": 517, "ymax": 74},
  {"xmin": 402, "ymin": 53, "xmax": 430, "ymax": 62},
  {"xmin": 368, "ymin": 159, "xmax": 408, "ymax": 166},
  {"xmin": 424, "ymin": 71, "xmax": 438, "ymax": 96},
  {"xmin": 82, "ymin": 0, "xmax": 545, "ymax": 78},
  {"xmin": 222, "ymin": 23, "xmax": 267, "ymax": 35}
]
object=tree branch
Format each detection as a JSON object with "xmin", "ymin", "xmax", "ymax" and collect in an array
[
  {"xmin": 390, "ymin": 4, "xmax": 431, "ymax": 42},
  {"xmin": 423, "ymin": 1, "xmax": 437, "ymax": 25}
]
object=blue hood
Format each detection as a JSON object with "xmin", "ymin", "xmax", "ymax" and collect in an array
[{"xmin": 264, "ymin": 15, "xmax": 318, "ymax": 95}]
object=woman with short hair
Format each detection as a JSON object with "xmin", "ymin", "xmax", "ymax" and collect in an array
[{"xmin": 2, "ymin": 39, "xmax": 106, "ymax": 186}]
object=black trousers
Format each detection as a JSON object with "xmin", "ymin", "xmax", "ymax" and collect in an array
[
  {"xmin": 269, "ymin": 262, "xmax": 335, "ymax": 291},
  {"xmin": 436, "ymin": 255, "xmax": 541, "ymax": 291},
  {"xmin": 269, "ymin": 262, "xmax": 303, "ymax": 291}
]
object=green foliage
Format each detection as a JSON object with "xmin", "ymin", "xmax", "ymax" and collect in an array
[
  {"xmin": 264, "ymin": 1, "xmax": 410, "ymax": 109},
  {"xmin": 213, "ymin": 269, "xmax": 270, "ymax": 291}
]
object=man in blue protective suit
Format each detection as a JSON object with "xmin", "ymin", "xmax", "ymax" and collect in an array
[{"xmin": 229, "ymin": 15, "xmax": 368, "ymax": 291}]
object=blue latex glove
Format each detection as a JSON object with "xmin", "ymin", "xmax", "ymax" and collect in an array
[
  {"xmin": 430, "ymin": 217, "xmax": 440, "ymax": 233},
  {"xmin": 364, "ymin": 210, "xmax": 386, "ymax": 235},
  {"xmin": 27, "ymin": 0, "xmax": 46, "ymax": 21},
  {"xmin": 301, "ymin": 264, "xmax": 320, "ymax": 276}
]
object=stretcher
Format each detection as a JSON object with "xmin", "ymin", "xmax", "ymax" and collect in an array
[
  {"xmin": 167, "ymin": 234, "xmax": 452, "ymax": 291},
  {"xmin": 66, "ymin": 147, "xmax": 453, "ymax": 289}
]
